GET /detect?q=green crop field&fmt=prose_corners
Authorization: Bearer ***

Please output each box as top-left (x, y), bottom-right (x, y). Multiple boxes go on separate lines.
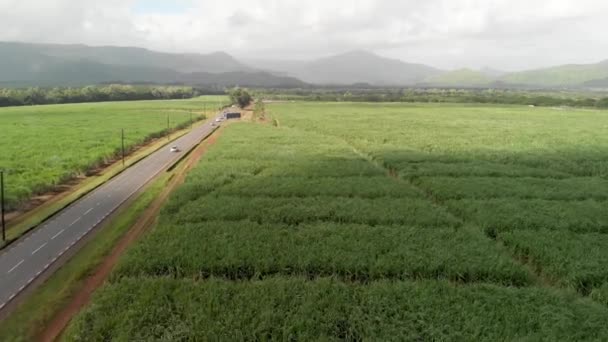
top-left (0, 96), bottom-right (226, 210)
top-left (65, 102), bottom-right (608, 340)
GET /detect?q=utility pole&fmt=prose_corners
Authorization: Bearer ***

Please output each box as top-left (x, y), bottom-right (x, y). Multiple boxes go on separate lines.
top-left (121, 129), bottom-right (125, 167)
top-left (190, 110), bottom-right (193, 130)
top-left (1, 170), bottom-right (5, 242)
top-left (167, 115), bottom-right (170, 141)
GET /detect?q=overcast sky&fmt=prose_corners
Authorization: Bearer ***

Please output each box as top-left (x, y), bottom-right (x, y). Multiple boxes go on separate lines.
top-left (1, 0), bottom-right (607, 71)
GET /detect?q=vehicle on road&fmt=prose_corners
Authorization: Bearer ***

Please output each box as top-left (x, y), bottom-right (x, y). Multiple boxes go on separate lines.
top-left (170, 146), bottom-right (180, 153)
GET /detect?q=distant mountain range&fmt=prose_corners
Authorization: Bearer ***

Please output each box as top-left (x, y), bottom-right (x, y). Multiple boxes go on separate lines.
top-left (288, 50), bottom-right (442, 85)
top-left (1, 41), bottom-right (608, 89)
top-left (0, 42), bottom-right (304, 88)
top-left (245, 53), bottom-right (608, 89)
top-left (422, 69), bottom-right (494, 87)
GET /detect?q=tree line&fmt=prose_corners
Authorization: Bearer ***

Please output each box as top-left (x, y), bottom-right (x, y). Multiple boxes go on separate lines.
top-left (228, 87), bottom-right (253, 108)
top-left (258, 88), bottom-right (608, 109)
top-left (0, 85), bottom-right (200, 107)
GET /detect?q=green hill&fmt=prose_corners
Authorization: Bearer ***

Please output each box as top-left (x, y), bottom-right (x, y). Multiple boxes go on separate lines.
top-left (424, 69), bottom-right (493, 86)
top-left (1, 42), bottom-right (250, 74)
top-left (3, 41), bottom-right (608, 89)
top-left (0, 42), bottom-right (304, 88)
top-left (501, 61), bottom-right (608, 87)
top-left (293, 50), bottom-right (443, 85)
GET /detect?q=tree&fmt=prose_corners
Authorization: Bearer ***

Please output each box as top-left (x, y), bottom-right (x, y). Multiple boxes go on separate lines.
top-left (597, 98), bottom-right (608, 108)
top-left (228, 88), bottom-right (253, 108)
top-left (253, 100), bottom-right (266, 120)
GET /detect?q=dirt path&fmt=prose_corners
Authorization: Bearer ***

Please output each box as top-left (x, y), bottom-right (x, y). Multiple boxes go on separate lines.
top-left (38, 128), bottom-right (223, 342)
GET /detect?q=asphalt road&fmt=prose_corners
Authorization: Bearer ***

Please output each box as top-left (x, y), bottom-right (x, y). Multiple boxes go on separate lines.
top-left (0, 116), bottom-right (222, 311)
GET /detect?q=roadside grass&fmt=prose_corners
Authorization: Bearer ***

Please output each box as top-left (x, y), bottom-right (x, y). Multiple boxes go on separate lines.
top-left (0, 173), bottom-right (169, 342)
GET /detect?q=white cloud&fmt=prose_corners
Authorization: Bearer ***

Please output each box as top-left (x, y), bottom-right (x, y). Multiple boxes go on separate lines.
top-left (0, 0), bottom-right (607, 70)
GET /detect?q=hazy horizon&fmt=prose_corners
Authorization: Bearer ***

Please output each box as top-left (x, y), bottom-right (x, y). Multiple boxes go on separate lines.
top-left (1, 0), bottom-right (607, 72)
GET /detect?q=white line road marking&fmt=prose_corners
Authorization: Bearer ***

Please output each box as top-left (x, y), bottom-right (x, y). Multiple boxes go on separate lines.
top-left (8, 260), bottom-right (24, 273)
top-left (32, 242), bottom-right (47, 255)
top-left (84, 208), bottom-right (93, 215)
top-left (51, 229), bottom-right (65, 240)
top-left (70, 217), bottom-right (81, 226)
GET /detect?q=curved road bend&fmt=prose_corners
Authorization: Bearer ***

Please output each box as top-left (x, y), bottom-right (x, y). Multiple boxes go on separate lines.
top-left (0, 116), bottom-right (222, 311)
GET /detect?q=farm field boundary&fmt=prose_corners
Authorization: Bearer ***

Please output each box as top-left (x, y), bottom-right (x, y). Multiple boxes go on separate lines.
top-left (1, 106), bottom-right (216, 249)
top-left (63, 102), bottom-right (608, 340)
top-left (0, 122), bottom-right (224, 342)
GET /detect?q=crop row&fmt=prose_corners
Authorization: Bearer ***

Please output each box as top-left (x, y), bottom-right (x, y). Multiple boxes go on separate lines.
top-left (372, 149), bottom-right (608, 178)
top-left (498, 229), bottom-right (608, 293)
top-left (415, 176), bottom-right (608, 201)
top-left (114, 221), bottom-right (530, 285)
top-left (445, 199), bottom-right (608, 234)
top-left (203, 124), bottom-right (358, 162)
top-left (166, 195), bottom-right (459, 227)
top-left (212, 176), bottom-right (422, 199)
top-left (395, 161), bottom-right (573, 178)
top-left (271, 103), bottom-right (608, 179)
top-left (65, 277), bottom-right (608, 341)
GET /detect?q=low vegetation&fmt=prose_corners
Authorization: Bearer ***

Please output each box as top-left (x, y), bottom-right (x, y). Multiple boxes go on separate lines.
top-left (228, 87), bottom-right (253, 108)
top-left (259, 88), bottom-right (608, 108)
top-left (66, 101), bottom-right (608, 339)
top-left (0, 85), bottom-right (200, 107)
top-left (66, 278), bottom-right (608, 341)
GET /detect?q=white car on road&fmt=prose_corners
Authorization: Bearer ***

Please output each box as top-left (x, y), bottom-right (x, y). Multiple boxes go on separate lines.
top-left (170, 146), bottom-right (180, 153)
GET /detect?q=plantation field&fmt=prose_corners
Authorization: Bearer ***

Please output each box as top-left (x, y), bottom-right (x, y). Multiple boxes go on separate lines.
top-left (0, 96), bottom-right (225, 210)
top-left (66, 102), bottom-right (608, 340)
